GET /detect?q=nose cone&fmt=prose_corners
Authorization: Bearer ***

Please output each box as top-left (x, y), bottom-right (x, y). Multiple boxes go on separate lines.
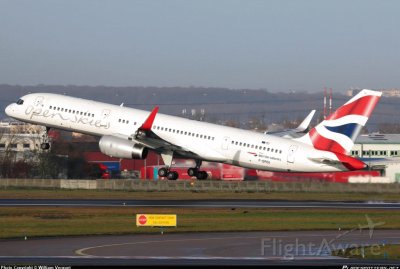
top-left (5, 104), bottom-right (14, 117)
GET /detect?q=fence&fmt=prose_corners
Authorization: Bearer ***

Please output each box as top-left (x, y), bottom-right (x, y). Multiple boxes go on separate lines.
top-left (1, 178), bottom-right (400, 193)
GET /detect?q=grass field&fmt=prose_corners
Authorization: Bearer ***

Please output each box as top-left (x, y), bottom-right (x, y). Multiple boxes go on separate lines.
top-left (333, 244), bottom-right (400, 259)
top-left (1, 188), bottom-right (400, 201)
top-left (0, 207), bottom-right (399, 239)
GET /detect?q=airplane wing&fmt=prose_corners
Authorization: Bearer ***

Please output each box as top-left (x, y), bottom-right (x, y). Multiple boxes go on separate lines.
top-left (265, 110), bottom-right (316, 138)
top-left (128, 107), bottom-right (203, 158)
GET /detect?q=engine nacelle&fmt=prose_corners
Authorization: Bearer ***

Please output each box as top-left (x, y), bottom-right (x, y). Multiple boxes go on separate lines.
top-left (99, 135), bottom-right (148, 159)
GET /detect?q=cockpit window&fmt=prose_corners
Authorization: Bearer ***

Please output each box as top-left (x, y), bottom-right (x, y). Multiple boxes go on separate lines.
top-left (16, 99), bottom-right (24, 105)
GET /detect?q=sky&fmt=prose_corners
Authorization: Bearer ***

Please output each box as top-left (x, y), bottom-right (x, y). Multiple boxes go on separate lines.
top-left (1, 0), bottom-right (399, 91)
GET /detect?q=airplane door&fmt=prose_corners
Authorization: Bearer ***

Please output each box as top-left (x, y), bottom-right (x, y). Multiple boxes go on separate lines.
top-left (222, 136), bottom-right (230, 150)
top-left (34, 96), bottom-right (44, 107)
top-left (287, 145), bottom-right (298, 163)
top-left (102, 109), bottom-right (111, 119)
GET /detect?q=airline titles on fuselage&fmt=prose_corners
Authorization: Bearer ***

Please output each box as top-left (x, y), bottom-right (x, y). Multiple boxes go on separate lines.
top-left (25, 105), bottom-right (111, 129)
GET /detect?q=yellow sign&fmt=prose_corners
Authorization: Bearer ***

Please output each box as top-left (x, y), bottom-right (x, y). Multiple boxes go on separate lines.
top-left (136, 214), bottom-right (177, 227)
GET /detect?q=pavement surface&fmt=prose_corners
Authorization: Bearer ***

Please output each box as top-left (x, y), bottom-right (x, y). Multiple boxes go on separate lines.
top-left (0, 230), bottom-right (399, 266)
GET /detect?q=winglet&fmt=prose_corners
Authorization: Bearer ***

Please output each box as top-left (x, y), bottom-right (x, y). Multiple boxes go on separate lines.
top-left (140, 106), bottom-right (159, 131)
top-left (296, 110), bottom-right (316, 132)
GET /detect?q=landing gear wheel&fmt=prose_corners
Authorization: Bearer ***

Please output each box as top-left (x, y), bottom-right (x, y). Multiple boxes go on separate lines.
top-left (158, 167), bottom-right (168, 177)
top-left (196, 171), bottom-right (208, 180)
top-left (167, 171), bottom-right (179, 180)
top-left (187, 168), bottom-right (198, 177)
top-left (40, 143), bottom-right (50, 150)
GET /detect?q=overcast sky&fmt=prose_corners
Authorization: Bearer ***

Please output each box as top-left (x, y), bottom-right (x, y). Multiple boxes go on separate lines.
top-left (1, 0), bottom-right (399, 91)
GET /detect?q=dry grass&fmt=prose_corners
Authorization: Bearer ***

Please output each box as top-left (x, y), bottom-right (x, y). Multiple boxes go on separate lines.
top-left (1, 188), bottom-right (399, 201)
top-left (333, 244), bottom-right (400, 259)
top-left (0, 206), bottom-right (399, 239)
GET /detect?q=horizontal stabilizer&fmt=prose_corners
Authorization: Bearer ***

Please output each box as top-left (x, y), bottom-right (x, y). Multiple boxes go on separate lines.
top-left (309, 153), bottom-right (366, 171)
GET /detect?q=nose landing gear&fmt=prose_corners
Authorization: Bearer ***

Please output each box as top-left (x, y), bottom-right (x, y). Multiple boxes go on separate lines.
top-left (40, 127), bottom-right (51, 150)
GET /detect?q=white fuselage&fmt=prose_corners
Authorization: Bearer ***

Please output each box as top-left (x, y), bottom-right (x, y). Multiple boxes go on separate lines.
top-left (5, 93), bottom-right (348, 172)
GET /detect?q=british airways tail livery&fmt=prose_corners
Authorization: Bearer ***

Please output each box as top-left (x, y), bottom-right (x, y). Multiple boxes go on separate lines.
top-left (5, 89), bottom-right (382, 180)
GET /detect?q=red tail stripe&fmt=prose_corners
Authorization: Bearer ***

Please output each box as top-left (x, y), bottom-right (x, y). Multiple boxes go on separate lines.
top-left (334, 153), bottom-right (366, 171)
top-left (309, 128), bottom-right (347, 154)
top-left (326, 95), bottom-right (380, 120)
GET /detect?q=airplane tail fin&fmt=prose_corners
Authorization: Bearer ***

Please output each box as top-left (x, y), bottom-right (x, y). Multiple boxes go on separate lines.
top-left (296, 89), bottom-right (382, 155)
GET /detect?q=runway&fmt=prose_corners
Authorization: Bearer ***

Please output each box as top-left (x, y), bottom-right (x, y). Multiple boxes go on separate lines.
top-left (0, 230), bottom-right (399, 265)
top-left (1, 199), bottom-right (400, 209)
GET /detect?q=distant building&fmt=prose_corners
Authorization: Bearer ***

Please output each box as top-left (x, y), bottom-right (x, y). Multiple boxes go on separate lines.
top-left (0, 121), bottom-right (46, 160)
top-left (347, 88), bottom-right (400, 98)
top-left (351, 133), bottom-right (400, 158)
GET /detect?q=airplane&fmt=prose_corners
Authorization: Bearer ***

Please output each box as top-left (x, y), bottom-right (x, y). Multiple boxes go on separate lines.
top-left (5, 89), bottom-right (381, 180)
top-left (358, 214), bottom-right (385, 238)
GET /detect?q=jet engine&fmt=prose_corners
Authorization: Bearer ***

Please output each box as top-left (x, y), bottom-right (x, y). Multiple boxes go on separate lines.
top-left (99, 135), bottom-right (148, 159)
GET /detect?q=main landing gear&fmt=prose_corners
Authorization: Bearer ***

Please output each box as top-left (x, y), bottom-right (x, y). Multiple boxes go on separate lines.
top-left (40, 127), bottom-right (51, 150)
top-left (157, 151), bottom-right (179, 180)
top-left (157, 152), bottom-right (208, 181)
top-left (158, 168), bottom-right (179, 181)
top-left (187, 160), bottom-right (208, 180)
